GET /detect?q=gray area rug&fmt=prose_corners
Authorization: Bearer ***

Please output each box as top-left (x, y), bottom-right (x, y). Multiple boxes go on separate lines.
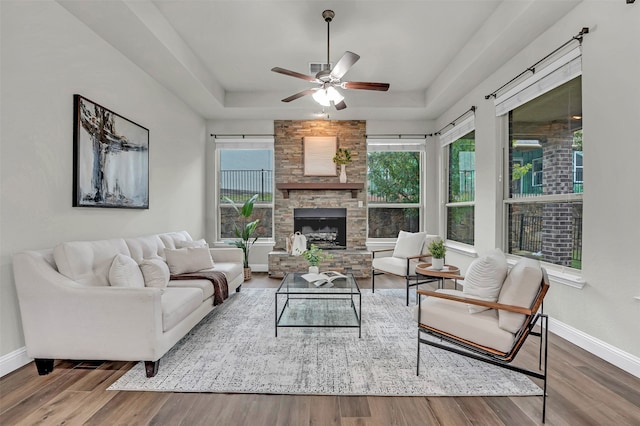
top-left (108, 289), bottom-right (542, 396)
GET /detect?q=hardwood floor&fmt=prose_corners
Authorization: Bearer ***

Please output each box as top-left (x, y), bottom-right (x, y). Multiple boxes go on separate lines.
top-left (2, 273), bottom-right (639, 425)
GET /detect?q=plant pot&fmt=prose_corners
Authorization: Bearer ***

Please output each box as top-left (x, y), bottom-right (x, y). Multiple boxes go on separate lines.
top-left (431, 258), bottom-right (444, 270)
top-left (243, 267), bottom-right (252, 281)
top-left (308, 265), bottom-right (319, 274)
top-left (339, 164), bottom-right (347, 183)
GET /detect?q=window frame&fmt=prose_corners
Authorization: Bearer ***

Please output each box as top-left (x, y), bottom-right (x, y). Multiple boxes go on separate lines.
top-left (365, 139), bottom-right (426, 241)
top-left (441, 117), bottom-right (476, 247)
top-left (214, 138), bottom-right (275, 244)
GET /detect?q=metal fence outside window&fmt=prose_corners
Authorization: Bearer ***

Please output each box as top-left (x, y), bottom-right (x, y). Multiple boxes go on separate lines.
top-left (220, 169), bottom-right (273, 202)
top-left (512, 213), bottom-right (582, 265)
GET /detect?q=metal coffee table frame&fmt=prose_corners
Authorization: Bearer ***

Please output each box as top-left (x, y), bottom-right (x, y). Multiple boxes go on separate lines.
top-left (275, 272), bottom-right (361, 338)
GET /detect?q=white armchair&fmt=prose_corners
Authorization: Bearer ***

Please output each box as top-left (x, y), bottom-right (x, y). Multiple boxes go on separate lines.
top-left (371, 231), bottom-right (440, 305)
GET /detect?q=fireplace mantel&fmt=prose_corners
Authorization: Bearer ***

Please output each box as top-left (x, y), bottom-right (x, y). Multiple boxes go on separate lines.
top-left (276, 183), bottom-right (364, 199)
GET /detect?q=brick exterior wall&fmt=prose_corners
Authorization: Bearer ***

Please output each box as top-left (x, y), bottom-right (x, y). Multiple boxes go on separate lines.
top-left (542, 137), bottom-right (574, 266)
top-left (269, 120), bottom-right (371, 277)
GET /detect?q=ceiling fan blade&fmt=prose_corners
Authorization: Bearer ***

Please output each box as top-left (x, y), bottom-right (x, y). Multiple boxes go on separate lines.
top-left (281, 88), bottom-right (318, 103)
top-left (334, 100), bottom-right (347, 110)
top-left (271, 67), bottom-right (320, 83)
top-left (342, 81), bottom-right (390, 91)
top-left (330, 51), bottom-right (360, 80)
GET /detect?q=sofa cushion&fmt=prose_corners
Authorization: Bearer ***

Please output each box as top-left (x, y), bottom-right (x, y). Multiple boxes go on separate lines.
top-left (139, 258), bottom-right (170, 288)
top-left (168, 279), bottom-right (214, 301)
top-left (53, 238), bottom-right (130, 286)
top-left (498, 258), bottom-right (543, 333)
top-left (415, 289), bottom-right (515, 353)
top-left (161, 288), bottom-right (203, 332)
top-left (109, 254), bottom-right (145, 288)
top-left (373, 256), bottom-right (422, 276)
top-left (175, 239), bottom-right (208, 249)
top-left (392, 231), bottom-right (427, 258)
top-left (125, 235), bottom-right (165, 263)
top-left (209, 262), bottom-right (243, 284)
top-left (164, 247), bottom-right (215, 275)
top-left (158, 231), bottom-right (193, 250)
top-left (462, 249), bottom-right (508, 313)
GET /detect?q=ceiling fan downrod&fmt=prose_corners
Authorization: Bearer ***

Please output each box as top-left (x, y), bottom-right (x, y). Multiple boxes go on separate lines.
top-left (322, 10), bottom-right (335, 69)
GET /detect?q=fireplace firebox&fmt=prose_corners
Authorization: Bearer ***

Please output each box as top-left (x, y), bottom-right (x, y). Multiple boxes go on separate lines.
top-left (294, 208), bottom-right (347, 250)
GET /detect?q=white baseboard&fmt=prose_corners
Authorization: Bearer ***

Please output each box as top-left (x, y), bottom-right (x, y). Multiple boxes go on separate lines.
top-left (549, 317), bottom-right (640, 378)
top-left (0, 347), bottom-right (32, 378)
top-left (249, 264), bottom-right (269, 272)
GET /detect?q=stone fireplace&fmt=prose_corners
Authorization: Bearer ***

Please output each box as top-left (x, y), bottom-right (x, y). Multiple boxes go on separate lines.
top-left (268, 120), bottom-right (372, 277)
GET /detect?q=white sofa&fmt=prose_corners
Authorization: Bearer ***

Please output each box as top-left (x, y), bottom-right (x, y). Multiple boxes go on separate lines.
top-left (12, 231), bottom-right (244, 377)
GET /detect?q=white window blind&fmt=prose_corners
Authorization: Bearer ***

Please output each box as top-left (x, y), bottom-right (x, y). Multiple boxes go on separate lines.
top-left (439, 115), bottom-right (475, 147)
top-left (367, 138), bottom-right (426, 152)
top-left (495, 47), bottom-right (582, 116)
top-left (214, 138), bottom-right (274, 150)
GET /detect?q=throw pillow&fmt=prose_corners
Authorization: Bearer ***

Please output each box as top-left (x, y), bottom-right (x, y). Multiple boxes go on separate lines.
top-left (175, 239), bottom-right (208, 249)
top-left (109, 254), bottom-right (145, 288)
top-left (392, 231), bottom-right (427, 258)
top-left (164, 247), bottom-right (215, 275)
top-left (497, 258), bottom-right (543, 333)
top-left (139, 258), bottom-right (170, 288)
top-left (462, 249), bottom-right (508, 313)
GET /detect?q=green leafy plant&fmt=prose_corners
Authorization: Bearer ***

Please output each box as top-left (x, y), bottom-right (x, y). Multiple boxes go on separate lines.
top-left (302, 244), bottom-right (333, 266)
top-left (427, 238), bottom-right (446, 259)
top-left (222, 194), bottom-right (260, 268)
top-left (512, 162), bottom-right (533, 181)
top-left (332, 148), bottom-right (352, 165)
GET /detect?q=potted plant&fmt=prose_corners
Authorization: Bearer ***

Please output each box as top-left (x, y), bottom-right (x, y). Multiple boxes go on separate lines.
top-left (427, 238), bottom-right (446, 270)
top-left (302, 243), bottom-right (333, 274)
top-left (333, 148), bottom-right (352, 183)
top-left (223, 194), bottom-right (260, 280)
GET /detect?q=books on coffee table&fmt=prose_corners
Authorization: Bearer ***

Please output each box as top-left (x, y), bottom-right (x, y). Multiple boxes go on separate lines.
top-left (301, 271), bottom-right (347, 287)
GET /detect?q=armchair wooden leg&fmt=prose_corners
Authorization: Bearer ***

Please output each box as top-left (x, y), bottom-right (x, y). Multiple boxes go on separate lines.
top-left (372, 269), bottom-right (376, 293)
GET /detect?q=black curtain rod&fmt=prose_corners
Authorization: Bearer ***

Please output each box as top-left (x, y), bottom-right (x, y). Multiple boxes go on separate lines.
top-left (435, 106), bottom-right (477, 136)
top-left (211, 134), bottom-right (274, 138)
top-left (485, 27), bottom-right (589, 100)
top-left (365, 134), bottom-right (433, 139)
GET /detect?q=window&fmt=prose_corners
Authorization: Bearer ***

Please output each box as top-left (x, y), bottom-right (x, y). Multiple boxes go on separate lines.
top-left (505, 76), bottom-right (583, 269)
top-left (367, 140), bottom-right (425, 238)
top-left (445, 131), bottom-right (475, 245)
top-left (216, 140), bottom-right (274, 241)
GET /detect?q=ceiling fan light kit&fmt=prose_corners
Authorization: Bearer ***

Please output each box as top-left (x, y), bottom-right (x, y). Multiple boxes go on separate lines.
top-left (271, 10), bottom-right (389, 111)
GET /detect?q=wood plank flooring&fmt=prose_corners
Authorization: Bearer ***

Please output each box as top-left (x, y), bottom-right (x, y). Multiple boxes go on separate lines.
top-left (1, 273), bottom-right (639, 425)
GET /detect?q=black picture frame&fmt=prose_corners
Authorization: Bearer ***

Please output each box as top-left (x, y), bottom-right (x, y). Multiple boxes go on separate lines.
top-left (73, 94), bottom-right (149, 209)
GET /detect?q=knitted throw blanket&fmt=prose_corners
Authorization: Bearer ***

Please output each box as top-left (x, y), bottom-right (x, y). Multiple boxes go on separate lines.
top-left (170, 270), bottom-right (229, 306)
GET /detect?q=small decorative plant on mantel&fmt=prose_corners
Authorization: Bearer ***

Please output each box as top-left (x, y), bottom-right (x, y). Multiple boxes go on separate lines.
top-left (302, 243), bottom-right (333, 274)
top-left (223, 194), bottom-right (260, 281)
top-left (333, 148), bottom-right (352, 183)
top-left (427, 238), bottom-right (446, 270)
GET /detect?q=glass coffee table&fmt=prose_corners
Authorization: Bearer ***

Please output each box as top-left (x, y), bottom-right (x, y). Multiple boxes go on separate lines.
top-left (275, 272), bottom-right (361, 337)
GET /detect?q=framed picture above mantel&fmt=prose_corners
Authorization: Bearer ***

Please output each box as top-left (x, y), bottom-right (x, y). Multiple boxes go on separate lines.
top-left (303, 136), bottom-right (337, 176)
top-left (73, 94), bottom-right (149, 209)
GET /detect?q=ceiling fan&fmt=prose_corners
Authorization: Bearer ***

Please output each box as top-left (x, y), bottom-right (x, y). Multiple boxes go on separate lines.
top-left (271, 10), bottom-right (390, 111)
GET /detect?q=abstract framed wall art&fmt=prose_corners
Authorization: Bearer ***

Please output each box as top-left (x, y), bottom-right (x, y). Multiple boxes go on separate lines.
top-left (73, 95), bottom-right (149, 209)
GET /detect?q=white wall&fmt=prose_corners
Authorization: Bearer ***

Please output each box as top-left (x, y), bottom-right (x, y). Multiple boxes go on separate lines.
top-left (434, 2), bottom-right (640, 358)
top-left (0, 1), bottom-right (207, 359)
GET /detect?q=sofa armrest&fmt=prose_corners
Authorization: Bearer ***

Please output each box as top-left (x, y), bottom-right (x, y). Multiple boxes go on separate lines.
top-left (13, 251), bottom-right (164, 360)
top-left (209, 247), bottom-right (243, 264)
top-left (416, 289), bottom-right (533, 315)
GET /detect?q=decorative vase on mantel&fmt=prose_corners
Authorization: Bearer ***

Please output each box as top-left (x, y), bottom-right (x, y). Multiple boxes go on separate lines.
top-left (339, 164), bottom-right (347, 183)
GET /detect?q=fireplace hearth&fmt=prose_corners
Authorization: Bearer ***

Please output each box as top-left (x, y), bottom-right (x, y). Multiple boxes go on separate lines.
top-left (294, 208), bottom-right (347, 250)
